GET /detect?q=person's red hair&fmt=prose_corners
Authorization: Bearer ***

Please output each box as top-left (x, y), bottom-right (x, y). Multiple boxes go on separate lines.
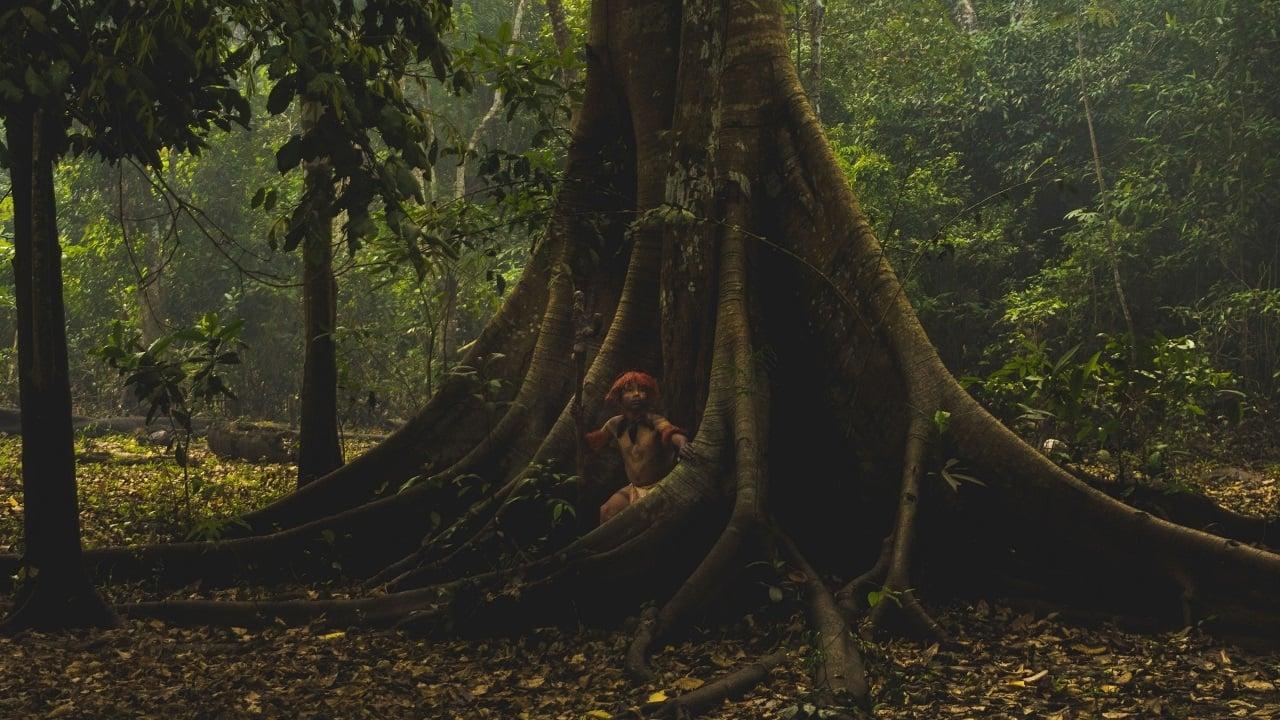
top-left (605, 371), bottom-right (661, 405)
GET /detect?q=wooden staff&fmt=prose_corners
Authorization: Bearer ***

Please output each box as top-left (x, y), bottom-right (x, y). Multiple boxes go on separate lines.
top-left (571, 289), bottom-right (601, 509)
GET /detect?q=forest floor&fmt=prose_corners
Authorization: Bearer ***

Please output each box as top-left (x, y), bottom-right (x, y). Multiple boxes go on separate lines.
top-left (0, 433), bottom-right (1277, 719)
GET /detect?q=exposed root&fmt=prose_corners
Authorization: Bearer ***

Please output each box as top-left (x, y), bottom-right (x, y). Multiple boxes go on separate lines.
top-left (869, 409), bottom-right (946, 639)
top-left (143, 15), bottom-right (642, 544)
top-left (624, 606), bottom-right (659, 682)
top-left (1079, 471), bottom-right (1279, 551)
top-left (124, 552), bottom-right (582, 635)
top-left (7, 8), bottom-right (1280, 720)
top-left (371, 229), bottom-right (668, 593)
top-left (364, 546), bottom-right (423, 591)
top-left (628, 492), bottom-right (759, 678)
top-left (124, 587), bottom-right (443, 629)
top-left (1170, 566), bottom-right (1198, 628)
top-left (623, 454), bottom-right (742, 682)
top-left (423, 261), bottom-right (578, 484)
top-left (626, 205), bottom-right (767, 680)
top-left (776, 528), bottom-right (870, 712)
top-left (947, 388), bottom-right (1280, 636)
top-left (652, 650), bottom-right (788, 719)
top-left (231, 228), bottom-right (566, 535)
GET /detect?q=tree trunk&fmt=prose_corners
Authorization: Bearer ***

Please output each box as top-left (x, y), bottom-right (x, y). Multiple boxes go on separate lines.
top-left (544, 0), bottom-right (574, 62)
top-left (1076, 25), bottom-right (1138, 355)
top-left (454, 0), bottom-right (530, 200)
top-left (807, 0), bottom-right (824, 119)
top-left (118, 163), bottom-right (168, 412)
top-left (24, 0), bottom-right (1280, 712)
top-left (1, 105), bottom-right (117, 632)
top-left (296, 100), bottom-right (344, 487)
top-left (951, 0), bottom-right (977, 32)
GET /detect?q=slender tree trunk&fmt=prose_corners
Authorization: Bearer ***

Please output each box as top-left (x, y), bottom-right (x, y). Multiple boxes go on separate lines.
top-left (952, 0), bottom-right (977, 32)
top-left (1076, 26), bottom-right (1137, 355)
top-left (123, 163), bottom-right (168, 347)
top-left (297, 100), bottom-right (343, 486)
top-left (2, 105), bottom-right (116, 632)
top-left (455, 0), bottom-right (530, 200)
top-left (544, 0), bottom-right (577, 86)
top-left (117, 164), bottom-right (168, 411)
top-left (807, 0), bottom-right (824, 119)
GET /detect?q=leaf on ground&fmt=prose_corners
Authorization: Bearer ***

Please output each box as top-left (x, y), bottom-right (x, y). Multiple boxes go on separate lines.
top-left (1243, 680), bottom-right (1276, 692)
top-left (674, 676), bottom-right (705, 691)
top-left (1072, 644), bottom-right (1109, 655)
top-left (1023, 669), bottom-right (1048, 683)
top-left (920, 642), bottom-right (940, 665)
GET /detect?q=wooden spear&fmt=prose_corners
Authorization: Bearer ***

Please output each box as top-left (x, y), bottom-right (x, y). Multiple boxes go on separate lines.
top-left (571, 288), bottom-right (601, 510)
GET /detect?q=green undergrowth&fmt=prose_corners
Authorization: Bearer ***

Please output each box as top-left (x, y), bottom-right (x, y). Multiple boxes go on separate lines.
top-left (0, 432), bottom-right (376, 554)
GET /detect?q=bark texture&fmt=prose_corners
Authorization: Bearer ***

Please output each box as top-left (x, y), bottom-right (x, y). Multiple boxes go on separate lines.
top-left (2, 105), bottom-right (117, 632)
top-left (297, 99), bottom-right (344, 487)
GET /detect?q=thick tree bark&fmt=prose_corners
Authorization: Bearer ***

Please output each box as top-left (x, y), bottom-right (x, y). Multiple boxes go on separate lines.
top-left (296, 100), bottom-right (344, 487)
top-left (20, 0), bottom-right (1280, 712)
top-left (2, 105), bottom-right (117, 632)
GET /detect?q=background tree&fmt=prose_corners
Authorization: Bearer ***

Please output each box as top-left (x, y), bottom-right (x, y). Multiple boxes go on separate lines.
top-left (0, 0), bottom-right (249, 631)
top-left (0, 0), bottom-right (577, 430)
top-left (247, 0), bottom-right (456, 485)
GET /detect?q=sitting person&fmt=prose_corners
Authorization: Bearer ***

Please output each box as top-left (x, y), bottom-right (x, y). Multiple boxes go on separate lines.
top-left (586, 371), bottom-right (693, 524)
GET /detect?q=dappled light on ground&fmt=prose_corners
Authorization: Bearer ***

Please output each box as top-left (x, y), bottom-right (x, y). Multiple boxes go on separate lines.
top-left (1, 436), bottom-right (1277, 718)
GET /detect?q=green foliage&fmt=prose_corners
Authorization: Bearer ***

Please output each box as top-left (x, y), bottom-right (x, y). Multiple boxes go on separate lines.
top-left (931, 409), bottom-right (952, 436)
top-left (96, 313), bottom-right (245, 435)
top-left (95, 310), bottom-right (245, 511)
top-left (0, 0), bottom-right (574, 423)
top-left (977, 333), bottom-right (1243, 472)
top-left (0, 434), bottom-right (298, 553)
top-left (866, 587), bottom-right (902, 609)
top-left (496, 461), bottom-right (580, 557)
top-left (817, 0), bottom-right (1280, 405)
top-left (937, 458), bottom-right (984, 492)
top-left (0, 0), bottom-right (251, 165)
top-left (248, 0), bottom-right (458, 257)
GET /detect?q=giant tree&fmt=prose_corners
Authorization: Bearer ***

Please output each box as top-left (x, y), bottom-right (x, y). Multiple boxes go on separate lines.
top-left (4, 0), bottom-right (1278, 711)
top-left (0, 0), bottom-right (248, 631)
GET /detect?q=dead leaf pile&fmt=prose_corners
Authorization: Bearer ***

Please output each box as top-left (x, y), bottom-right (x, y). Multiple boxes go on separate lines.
top-left (1, 436), bottom-right (1277, 718)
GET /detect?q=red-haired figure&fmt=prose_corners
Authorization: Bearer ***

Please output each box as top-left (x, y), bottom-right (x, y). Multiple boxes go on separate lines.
top-left (586, 371), bottom-right (693, 524)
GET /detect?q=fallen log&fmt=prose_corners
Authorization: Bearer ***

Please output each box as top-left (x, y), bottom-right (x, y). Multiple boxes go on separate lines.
top-left (0, 407), bottom-right (209, 438)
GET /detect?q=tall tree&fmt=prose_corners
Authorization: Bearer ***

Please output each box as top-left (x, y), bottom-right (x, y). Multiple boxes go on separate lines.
top-left (455, 0), bottom-right (530, 200)
top-left (296, 98), bottom-right (344, 485)
top-left (0, 0), bottom-right (248, 631)
top-left (9, 0), bottom-right (1280, 711)
top-left (250, 0), bottom-right (454, 486)
top-left (1, 100), bottom-right (119, 632)
top-left (807, 0), bottom-right (825, 118)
